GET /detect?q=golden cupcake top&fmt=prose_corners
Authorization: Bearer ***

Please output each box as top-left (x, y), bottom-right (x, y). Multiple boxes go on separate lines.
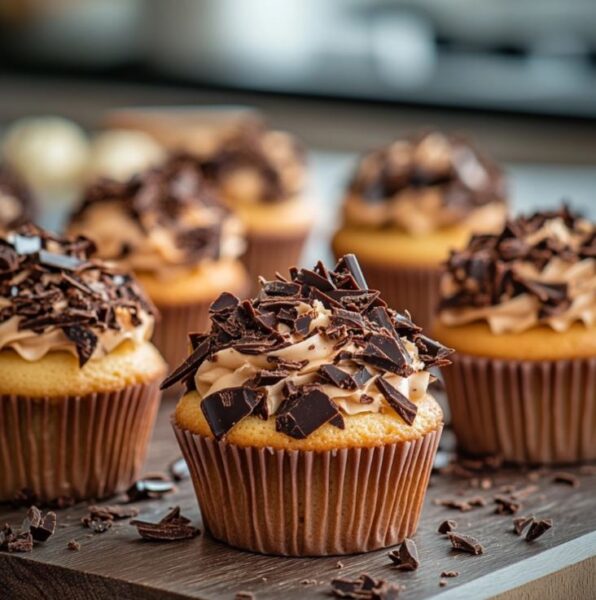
top-left (0, 164), bottom-right (33, 232)
top-left (69, 153), bottom-right (244, 278)
top-left (0, 224), bottom-right (156, 366)
top-left (438, 206), bottom-right (596, 334)
top-left (200, 122), bottom-right (306, 205)
top-left (163, 254), bottom-right (453, 441)
top-left (343, 131), bottom-right (507, 235)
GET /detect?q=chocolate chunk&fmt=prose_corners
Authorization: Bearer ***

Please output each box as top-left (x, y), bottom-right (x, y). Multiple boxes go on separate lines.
top-left (81, 516), bottom-right (112, 534)
top-left (387, 538), bottom-right (419, 571)
top-left (201, 387), bottom-right (262, 439)
top-left (336, 254), bottom-right (368, 289)
top-left (7, 531), bottom-right (34, 553)
top-left (160, 337), bottom-right (211, 390)
top-left (22, 507), bottom-right (56, 542)
top-left (131, 506), bottom-right (199, 542)
top-left (262, 280), bottom-right (301, 297)
top-left (494, 495), bottom-right (521, 515)
top-left (63, 325), bottom-right (98, 367)
top-left (525, 518), bottom-right (553, 542)
top-left (352, 366), bottom-right (373, 387)
top-left (441, 571), bottom-right (459, 578)
top-left (169, 457), bottom-right (190, 482)
top-left (319, 364), bottom-right (357, 390)
top-left (126, 477), bottom-right (175, 502)
top-left (295, 267), bottom-right (336, 292)
top-left (88, 505), bottom-right (140, 520)
top-left (415, 334), bottom-right (454, 367)
top-left (552, 472), bottom-right (580, 488)
top-left (331, 308), bottom-right (366, 331)
top-left (438, 519), bottom-right (457, 534)
top-left (294, 313), bottom-right (312, 335)
top-left (276, 388), bottom-right (341, 439)
top-left (447, 531), bottom-right (485, 554)
top-left (513, 515), bottom-right (535, 536)
top-left (360, 334), bottom-right (413, 377)
top-left (67, 539), bottom-right (81, 551)
top-left (375, 377), bottom-right (417, 425)
top-left (210, 292), bottom-right (240, 314)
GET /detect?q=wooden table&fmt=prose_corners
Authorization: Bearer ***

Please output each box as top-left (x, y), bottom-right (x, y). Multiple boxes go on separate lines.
top-left (1, 396), bottom-right (594, 600)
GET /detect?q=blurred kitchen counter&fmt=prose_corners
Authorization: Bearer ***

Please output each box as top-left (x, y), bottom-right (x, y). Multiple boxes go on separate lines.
top-left (1, 73), bottom-right (596, 163)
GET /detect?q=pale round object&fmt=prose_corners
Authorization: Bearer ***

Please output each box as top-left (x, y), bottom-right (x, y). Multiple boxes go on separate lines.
top-left (2, 117), bottom-right (90, 189)
top-left (86, 130), bottom-right (165, 182)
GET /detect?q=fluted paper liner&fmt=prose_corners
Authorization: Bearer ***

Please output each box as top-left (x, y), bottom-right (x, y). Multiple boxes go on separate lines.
top-left (0, 381), bottom-right (161, 503)
top-left (153, 301), bottom-right (212, 372)
top-left (174, 421), bottom-right (441, 556)
top-left (243, 230), bottom-right (309, 293)
top-left (443, 353), bottom-right (596, 465)
top-left (337, 258), bottom-right (442, 332)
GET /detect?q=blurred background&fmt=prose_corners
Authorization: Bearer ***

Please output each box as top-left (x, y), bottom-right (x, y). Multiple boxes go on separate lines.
top-left (1, 0), bottom-right (595, 262)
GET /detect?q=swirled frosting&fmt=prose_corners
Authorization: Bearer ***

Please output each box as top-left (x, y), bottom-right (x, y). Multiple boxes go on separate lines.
top-left (162, 254), bottom-right (453, 440)
top-left (343, 131), bottom-right (507, 235)
top-left (438, 206), bottom-right (596, 334)
top-left (0, 225), bottom-right (156, 365)
top-left (0, 164), bottom-right (33, 231)
top-left (200, 122), bottom-right (306, 204)
top-left (69, 153), bottom-right (244, 279)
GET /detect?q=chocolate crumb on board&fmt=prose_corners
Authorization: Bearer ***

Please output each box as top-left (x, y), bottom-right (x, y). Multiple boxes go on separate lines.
top-left (130, 506), bottom-right (199, 542)
top-left (388, 538), bottom-right (420, 571)
top-left (447, 532), bottom-right (485, 555)
top-left (438, 519), bottom-right (458, 534)
top-left (433, 496), bottom-right (486, 512)
top-left (126, 476), bottom-right (175, 502)
top-left (81, 515), bottom-right (112, 534)
top-left (331, 573), bottom-right (401, 599)
top-left (552, 472), bottom-right (580, 488)
top-left (87, 505), bottom-right (140, 520)
top-left (336, 560), bottom-right (344, 569)
top-left (439, 578), bottom-right (448, 587)
top-left (0, 524), bottom-right (34, 553)
top-left (513, 515), bottom-right (535, 536)
top-left (67, 539), bottom-right (81, 551)
top-left (525, 519), bottom-right (553, 542)
top-left (441, 571), bottom-right (459, 578)
top-left (235, 592), bottom-right (256, 600)
top-left (301, 579), bottom-right (317, 586)
top-left (22, 506), bottom-right (57, 542)
top-left (169, 457), bottom-right (190, 482)
top-left (494, 495), bottom-right (521, 515)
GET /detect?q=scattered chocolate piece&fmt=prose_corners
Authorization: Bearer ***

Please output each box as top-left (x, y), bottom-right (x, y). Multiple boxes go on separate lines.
top-left (81, 516), bottom-right (112, 534)
top-left (330, 573), bottom-right (401, 599)
top-left (388, 538), bottom-right (419, 571)
top-left (552, 472), bottom-right (580, 488)
top-left (126, 476), bottom-right (175, 502)
top-left (336, 560), bottom-right (344, 569)
top-left (130, 506), bottom-right (199, 542)
top-left (234, 592), bottom-right (256, 600)
top-left (434, 496), bottom-right (485, 512)
top-left (319, 364), bottom-right (357, 390)
top-left (441, 571), bottom-right (459, 578)
top-left (87, 505), bottom-right (139, 520)
top-left (494, 495), bottom-right (521, 515)
top-left (439, 578), bottom-right (448, 587)
top-left (513, 515), bottom-right (535, 536)
top-left (447, 532), bottom-right (485, 555)
top-left (67, 539), bottom-right (81, 551)
top-left (7, 532), bottom-right (34, 553)
top-left (169, 457), bottom-right (190, 482)
top-left (525, 518), bottom-right (553, 542)
top-left (22, 507), bottom-right (56, 542)
top-left (438, 519), bottom-right (457, 534)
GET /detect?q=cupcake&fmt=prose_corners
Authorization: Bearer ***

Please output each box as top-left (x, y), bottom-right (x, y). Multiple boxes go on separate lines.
top-left (332, 131), bottom-right (507, 328)
top-left (201, 122), bottom-right (313, 286)
top-left (434, 206), bottom-right (596, 465)
top-left (164, 254), bottom-right (452, 556)
top-left (68, 153), bottom-right (249, 370)
top-left (0, 164), bottom-right (34, 232)
top-left (0, 225), bottom-right (166, 503)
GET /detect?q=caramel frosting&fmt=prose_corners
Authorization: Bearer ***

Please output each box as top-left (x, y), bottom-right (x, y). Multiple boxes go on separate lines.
top-left (439, 207), bottom-right (596, 334)
top-left (69, 153), bottom-right (244, 279)
top-left (0, 225), bottom-right (156, 365)
top-left (0, 164), bottom-right (33, 231)
top-left (200, 122), bottom-right (306, 205)
top-left (162, 254), bottom-right (452, 440)
top-left (343, 131), bottom-right (507, 235)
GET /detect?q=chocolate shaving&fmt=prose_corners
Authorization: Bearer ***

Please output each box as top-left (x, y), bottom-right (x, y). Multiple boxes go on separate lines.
top-left (494, 495), bottom-right (521, 515)
top-left (376, 377), bottom-right (417, 425)
top-left (438, 519), bottom-right (457, 534)
top-left (131, 506), bottom-right (200, 542)
top-left (319, 364), bottom-right (357, 390)
top-left (330, 573), bottom-right (401, 600)
top-left (387, 538), bottom-right (419, 571)
top-left (525, 518), bottom-right (553, 542)
top-left (22, 506), bottom-right (56, 542)
top-left (67, 539), bottom-right (81, 551)
top-left (447, 531), bottom-right (485, 555)
top-left (513, 515), bottom-right (535, 536)
top-left (552, 472), bottom-right (580, 488)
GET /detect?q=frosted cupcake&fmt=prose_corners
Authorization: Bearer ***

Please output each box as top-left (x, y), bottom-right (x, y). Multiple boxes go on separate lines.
top-left (68, 153), bottom-right (249, 370)
top-left (332, 131), bottom-right (507, 328)
top-left (0, 164), bottom-right (34, 232)
top-left (165, 254), bottom-right (452, 555)
top-left (201, 122), bottom-right (313, 286)
top-left (0, 225), bottom-right (166, 502)
top-left (434, 206), bottom-right (596, 464)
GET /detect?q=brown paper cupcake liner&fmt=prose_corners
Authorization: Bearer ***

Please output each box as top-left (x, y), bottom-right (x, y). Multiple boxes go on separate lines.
top-left (339, 258), bottom-right (443, 332)
top-left (242, 230), bottom-right (309, 293)
top-left (443, 353), bottom-right (596, 465)
top-left (153, 301), bottom-right (212, 372)
top-left (174, 421), bottom-right (442, 556)
top-left (0, 381), bottom-right (161, 503)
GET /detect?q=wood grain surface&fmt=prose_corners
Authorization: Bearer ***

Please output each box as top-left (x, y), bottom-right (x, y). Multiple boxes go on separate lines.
top-left (1, 395), bottom-right (595, 600)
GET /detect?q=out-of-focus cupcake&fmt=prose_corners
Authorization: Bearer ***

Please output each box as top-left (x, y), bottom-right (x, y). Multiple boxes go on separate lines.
top-left (0, 164), bottom-right (34, 232)
top-left (201, 122), bottom-right (313, 286)
top-left (0, 225), bottom-right (166, 503)
top-left (434, 206), bottom-right (596, 465)
top-left (68, 153), bottom-right (249, 371)
top-left (332, 131), bottom-right (508, 328)
top-left (166, 254), bottom-right (452, 556)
